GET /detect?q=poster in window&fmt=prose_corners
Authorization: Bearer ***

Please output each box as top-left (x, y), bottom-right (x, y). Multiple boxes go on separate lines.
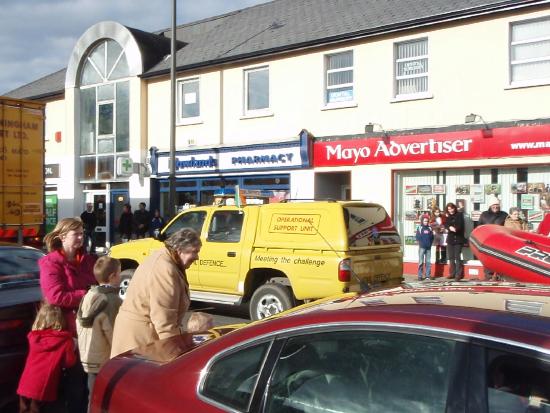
top-left (456, 199), bottom-right (467, 213)
top-left (470, 185), bottom-right (485, 203)
top-left (527, 210), bottom-right (544, 222)
top-left (405, 210), bottom-right (418, 221)
top-left (511, 182), bottom-right (527, 194)
top-left (485, 184), bottom-right (501, 195)
top-left (471, 210), bottom-right (482, 222)
top-left (541, 193), bottom-right (550, 211)
top-left (455, 185), bottom-right (470, 195)
top-left (521, 194), bottom-right (535, 210)
top-left (426, 197), bottom-right (437, 211)
top-left (527, 183), bottom-right (545, 193)
top-left (405, 185), bottom-right (418, 195)
top-left (405, 235), bottom-right (417, 245)
top-left (413, 198), bottom-right (423, 210)
top-left (432, 184), bottom-right (446, 194)
top-left (417, 185), bottom-right (432, 194)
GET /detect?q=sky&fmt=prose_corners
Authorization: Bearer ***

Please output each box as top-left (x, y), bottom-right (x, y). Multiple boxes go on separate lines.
top-left (0, 0), bottom-right (271, 95)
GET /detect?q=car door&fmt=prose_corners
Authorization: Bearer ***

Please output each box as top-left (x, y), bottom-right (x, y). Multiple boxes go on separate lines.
top-left (198, 209), bottom-right (245, 293)
top-left (472, 345), bottom-right (550, 413)
top-left (262, 329), bottom-right (468, 413)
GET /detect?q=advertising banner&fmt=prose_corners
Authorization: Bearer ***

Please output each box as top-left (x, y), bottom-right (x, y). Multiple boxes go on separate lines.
top-left (314, 124), bottom-right (550, 167)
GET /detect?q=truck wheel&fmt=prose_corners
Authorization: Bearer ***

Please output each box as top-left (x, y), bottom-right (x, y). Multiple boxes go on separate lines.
top-left (250, 283), bottom-right (294, 320)
top-left (119, 269), bottom-right (135, 300)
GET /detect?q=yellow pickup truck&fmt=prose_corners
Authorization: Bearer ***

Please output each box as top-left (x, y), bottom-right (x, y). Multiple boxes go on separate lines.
top-left (109, 201), bottom-right (403, 320)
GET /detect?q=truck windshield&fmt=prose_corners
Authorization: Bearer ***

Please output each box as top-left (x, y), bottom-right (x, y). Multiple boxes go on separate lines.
top-left (344, 206), bottom-right (400, 247)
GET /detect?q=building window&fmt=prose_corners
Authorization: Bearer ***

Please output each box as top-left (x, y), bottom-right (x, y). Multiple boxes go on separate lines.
top-left (510, 18), bottom-right (550, 85)
top-left (395, 38), bottom-right (428, 97)
top-left (244, 66), bottom-right (269, 112)
top-left (178, 78), bottom-right (200, 120)
top-left (79, 39), bottom-right (130, 181)
top-left (325, 51), bottom-right (354, 104)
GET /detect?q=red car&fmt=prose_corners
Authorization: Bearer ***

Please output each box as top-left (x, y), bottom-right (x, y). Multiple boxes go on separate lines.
top-left (91, 282), bottom-right (550, 413)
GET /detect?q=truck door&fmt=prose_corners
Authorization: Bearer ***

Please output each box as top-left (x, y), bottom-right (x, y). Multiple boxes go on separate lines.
top-left (199, 210), bottom-right (244, 293)
top-left (162, 209), bottom-right (207, 288)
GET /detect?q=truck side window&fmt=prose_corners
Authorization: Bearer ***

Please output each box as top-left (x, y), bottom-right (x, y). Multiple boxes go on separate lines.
top-left (164, 211), bottom-right (206, 238)
top-left (208, 211), bottom-right (244, 243)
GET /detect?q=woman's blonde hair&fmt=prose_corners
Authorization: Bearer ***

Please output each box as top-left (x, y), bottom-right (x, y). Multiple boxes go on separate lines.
top-left (43, 217), bottom-right (83, 252)
top-left (32, 302), bottom-right (66, 331)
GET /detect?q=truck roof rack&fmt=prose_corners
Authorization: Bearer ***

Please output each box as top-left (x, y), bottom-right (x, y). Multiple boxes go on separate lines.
top-left (280, 198), bottom-right (338, 203)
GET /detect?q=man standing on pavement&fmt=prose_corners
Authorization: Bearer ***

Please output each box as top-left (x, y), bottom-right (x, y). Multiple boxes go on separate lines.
top-left (478, 195), bottom-right (508, 280)
top-left (80, 203), bottom-right (97, 253)
top-left (133, 202), bottom-right (151, 239)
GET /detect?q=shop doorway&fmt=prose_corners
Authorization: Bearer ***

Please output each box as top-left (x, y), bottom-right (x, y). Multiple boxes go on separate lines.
top-left (314, 172), bottom-right (351, 200)
top-left (83, 191), bottom-right (108, 252)
top-left (110, 190), bottom-right (129, 245)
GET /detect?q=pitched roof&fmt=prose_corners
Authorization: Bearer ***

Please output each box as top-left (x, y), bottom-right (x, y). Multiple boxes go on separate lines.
top-left (5, 0), bottom-right (546, 99)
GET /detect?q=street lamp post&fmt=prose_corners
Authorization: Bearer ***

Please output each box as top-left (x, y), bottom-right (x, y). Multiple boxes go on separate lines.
top-left (168, 0), bottom-right (177, 218)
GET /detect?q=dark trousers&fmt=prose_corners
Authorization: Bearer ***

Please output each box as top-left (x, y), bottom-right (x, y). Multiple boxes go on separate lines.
top-left (19, 397), bottom-right (65, 413)
top-left (60, 363), bottom-right (88, 413)
top-left (447, 244), bottom-right (463, 280)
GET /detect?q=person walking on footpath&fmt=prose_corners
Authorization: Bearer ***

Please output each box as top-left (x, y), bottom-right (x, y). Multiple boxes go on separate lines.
top-left (430, 207), bottom-right (447, 264)
top-left (77, 256), bottom-right (122, 410)
top-left (416, 215), bottom-right (434, 281)
top-left (111, 229), bottom-right (213, 358)
top-left (504, 207), bottom-right (528, 231)
top-left (444, 202), bottom-right (465, 281)
top-left (17, 303), bottom-right (77, 413)
top-left (149, 209), bottom-right (166, 237)
top-left (118, 203), bottom-right (133, 242)
top-left (39, 217), bottom-right (97, 413)
top-left (80, 203), bottom-right (97, 253)
top-left (133, 202), bottom-right (150, 239)
top-left (478, 195), bottom-right (508, 280)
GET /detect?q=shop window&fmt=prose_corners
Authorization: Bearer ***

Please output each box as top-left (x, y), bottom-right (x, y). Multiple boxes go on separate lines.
top-left (510, 17), bottom-right (550, 86)
top-left (79, 39), bottom-right (130, 181)
top-left (394, 38), bottom-right (428, 97)
top-left (325, 51), bottom-right (354, 105)
top-left (178, 77), bottom-right (200, 121)
top-left (244, 66), bottom-right (269, 113)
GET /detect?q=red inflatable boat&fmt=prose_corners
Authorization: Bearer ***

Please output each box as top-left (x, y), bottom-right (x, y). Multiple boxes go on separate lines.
top-left (469, 225), bottom-right (550, 284)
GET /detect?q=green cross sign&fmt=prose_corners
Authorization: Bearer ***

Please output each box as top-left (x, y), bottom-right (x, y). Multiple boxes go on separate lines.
top-left (122, 159), bottom-right (133, 172)
top-left (119, 157), bottom-right (133, 175)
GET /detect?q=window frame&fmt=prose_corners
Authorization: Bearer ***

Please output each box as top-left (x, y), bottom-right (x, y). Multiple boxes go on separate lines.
top-left (243, 66), bottom-right (271, 117)
top-left (508, 17), bottom-right (550, 88)
top-left (79, 39), bottom-right (130, 182)
top-left (323, 50), bottom-right (355, 109)
top-left (177, 76), bottom-right (202, 124)
top-left (393, 37), bottom-right (431, 101)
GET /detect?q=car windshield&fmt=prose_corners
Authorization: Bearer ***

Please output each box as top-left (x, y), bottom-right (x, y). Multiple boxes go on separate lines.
top-left (0, 248), bottom-right (44, 288)
top-left (344, 206), bottom-right (401, 247)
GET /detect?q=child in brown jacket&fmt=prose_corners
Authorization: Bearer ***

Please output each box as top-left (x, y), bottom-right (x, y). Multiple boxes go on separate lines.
top-left (76, 256), bottom-right (122, 408)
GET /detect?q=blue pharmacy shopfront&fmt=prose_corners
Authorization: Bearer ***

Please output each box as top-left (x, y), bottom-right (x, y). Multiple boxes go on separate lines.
top-left (149, 132), bottom-right (312, 217)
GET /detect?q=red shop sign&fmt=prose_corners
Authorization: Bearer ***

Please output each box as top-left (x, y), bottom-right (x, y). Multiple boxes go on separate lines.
top-left (314, 124), bottom-right (550, 167)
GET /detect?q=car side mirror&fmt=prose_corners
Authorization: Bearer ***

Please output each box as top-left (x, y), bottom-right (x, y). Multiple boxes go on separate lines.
top-left (156, 232), bottom-right (167, 241)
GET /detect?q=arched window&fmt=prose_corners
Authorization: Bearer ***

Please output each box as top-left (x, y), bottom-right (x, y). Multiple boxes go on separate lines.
top-left (79, 39), bottom-right (130, 181)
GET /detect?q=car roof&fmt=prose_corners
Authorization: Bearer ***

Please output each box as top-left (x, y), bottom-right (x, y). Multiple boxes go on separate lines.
top-left (121, 282), bottom-right (550, 365)
top-left (230, 282), bottom-right (550, 348)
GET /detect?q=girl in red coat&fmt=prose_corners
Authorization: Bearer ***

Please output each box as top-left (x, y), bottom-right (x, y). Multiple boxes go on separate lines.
top-left (17, 303), bottom-right (77, 413)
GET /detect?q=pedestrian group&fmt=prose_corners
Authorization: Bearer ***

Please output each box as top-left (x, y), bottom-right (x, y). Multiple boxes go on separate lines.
top-left (16, 214), bottom-right (210, 413)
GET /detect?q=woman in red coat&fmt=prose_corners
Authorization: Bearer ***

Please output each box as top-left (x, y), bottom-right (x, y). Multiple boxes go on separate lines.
top-left (17, 303), bottom-right (77, 413)
top-left (39, 217), bottom-right (97, 413)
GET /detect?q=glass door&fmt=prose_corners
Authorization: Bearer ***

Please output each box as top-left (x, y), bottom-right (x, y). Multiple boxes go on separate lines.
top-left (110, 190), bottom-right (129, 245)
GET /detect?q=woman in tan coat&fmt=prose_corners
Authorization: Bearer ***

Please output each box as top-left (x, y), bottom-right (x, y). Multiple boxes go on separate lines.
top-left (504, 207), bottom-right (529, 231)
top-left (111, 228), bottom-right (211, 357)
